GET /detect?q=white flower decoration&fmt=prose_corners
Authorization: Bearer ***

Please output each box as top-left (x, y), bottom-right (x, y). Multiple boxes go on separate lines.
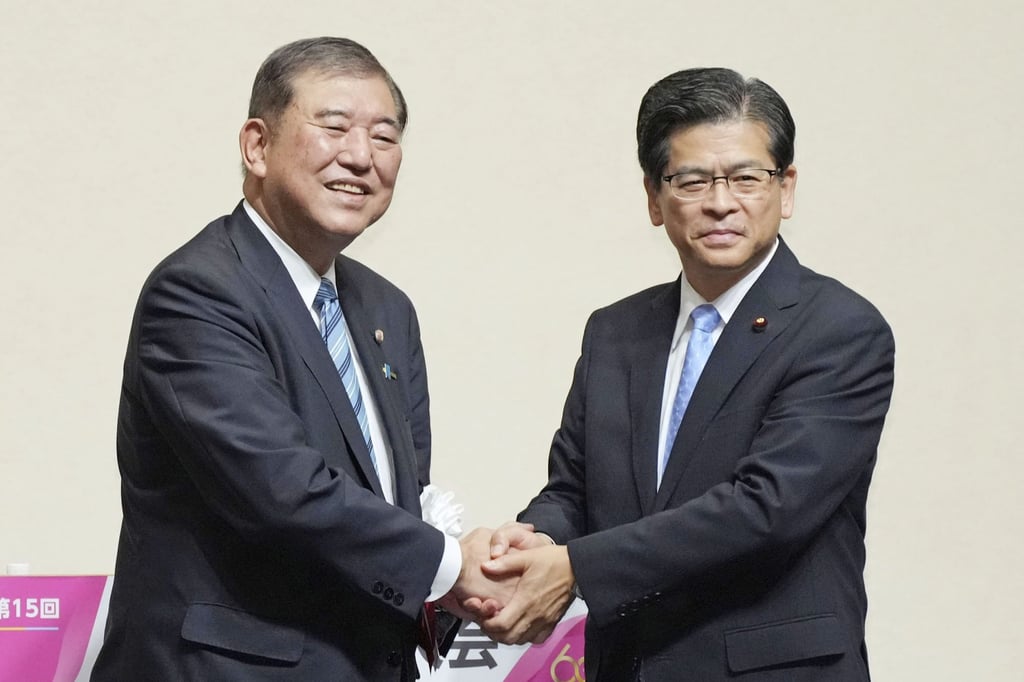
top-left (419, 484), bottom-right (464, 537)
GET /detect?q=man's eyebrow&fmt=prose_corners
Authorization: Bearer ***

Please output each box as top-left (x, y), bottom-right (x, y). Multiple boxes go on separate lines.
top-left (665, 164), bottom-right (707, 176)
top-left (314, 109), bottom-right (400, 128)
top-left (314, 108), bottom-right (350, 119)
top-left (726, 160), bottom-right (773, 172)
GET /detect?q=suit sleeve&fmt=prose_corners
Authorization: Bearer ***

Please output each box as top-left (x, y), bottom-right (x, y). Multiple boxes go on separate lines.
top-left (524, 300), bottom-right (895, 628)
top-left (129, 260), bottom-right (443, 620)
top-left (405, 300), bottom-right (432, 489)
top-left (515, 314), bottom-right (597, 541)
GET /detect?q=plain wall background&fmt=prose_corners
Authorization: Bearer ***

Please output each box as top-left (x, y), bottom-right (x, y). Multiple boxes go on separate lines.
top-left (2, 1), bottom-right (1021, 678)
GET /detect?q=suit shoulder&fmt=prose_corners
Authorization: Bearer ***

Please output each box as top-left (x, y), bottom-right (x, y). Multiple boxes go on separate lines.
top-left (589, 280), bottom-right (676, 324)
top-left (800, 265), bottom-right (888, 319)
top-left (136, 212), bottom-right (228, 275)
top-left (795, 264), bottom-right (894, 345)
top-left (140, 215), bottom-right (244, 291)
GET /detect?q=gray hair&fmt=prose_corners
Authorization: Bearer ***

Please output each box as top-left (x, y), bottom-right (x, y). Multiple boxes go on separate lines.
top-left (248, 36), bottom-right (407, 131)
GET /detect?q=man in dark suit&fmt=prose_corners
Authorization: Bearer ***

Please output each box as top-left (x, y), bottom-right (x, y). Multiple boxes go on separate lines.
top-left (472, 68), bottom-right (895, 680)
top-left (91, 37), bottom-right (504, 681)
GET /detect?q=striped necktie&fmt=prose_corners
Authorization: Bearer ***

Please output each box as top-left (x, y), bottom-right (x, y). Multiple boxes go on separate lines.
top-left (313, 278), bottom-right (377, 471)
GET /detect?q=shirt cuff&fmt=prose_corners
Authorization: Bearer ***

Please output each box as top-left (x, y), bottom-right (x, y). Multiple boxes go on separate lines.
top-left (427, 533), bottom-right (462, 601)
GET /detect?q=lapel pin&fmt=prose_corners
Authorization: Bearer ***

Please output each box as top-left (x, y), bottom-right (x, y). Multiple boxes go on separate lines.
top-left (752, 316), bottom-right (768, 333)
top-left (374, 329), bottom-right (384, 345)
top-left (382, 363), bottom-right (397, 380)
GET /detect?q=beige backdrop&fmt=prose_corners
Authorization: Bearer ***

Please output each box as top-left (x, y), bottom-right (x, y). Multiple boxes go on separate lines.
top-left (2, 1), bottom-right (1021, 679)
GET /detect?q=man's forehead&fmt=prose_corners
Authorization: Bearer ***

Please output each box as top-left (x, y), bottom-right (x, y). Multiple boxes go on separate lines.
top-left (668, 120), bottom-right (771, 156)
top-left (290, 70), bottom-right (397, 114)
top-left (671, 119), bottom-right (768, 141)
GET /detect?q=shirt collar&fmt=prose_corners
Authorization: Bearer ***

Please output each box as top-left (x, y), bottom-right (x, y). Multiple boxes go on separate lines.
top-left (669, 237), bottom-right (780, 351)
top-left (243, 200), bottom-right (335, 315)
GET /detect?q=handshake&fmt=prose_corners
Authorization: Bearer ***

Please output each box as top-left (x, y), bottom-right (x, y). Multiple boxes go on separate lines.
top-left (438, 523), bottom-right (577, 645)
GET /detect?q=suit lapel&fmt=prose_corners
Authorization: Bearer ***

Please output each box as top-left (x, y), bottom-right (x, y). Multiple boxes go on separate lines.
top-left (654, 241), bottom-right (802, 511)
top-left (335, 261), bottom-right (422, 514)
top-left (224, 205), bottom-right (385, 498)
top-left (630, 280), bottom-right (681, 516)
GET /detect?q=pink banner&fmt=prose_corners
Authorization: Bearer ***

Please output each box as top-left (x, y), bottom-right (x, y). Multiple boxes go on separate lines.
top-left (0, 576), bottom-right (586, 681)
top-left (0, 576), bottom-right (108, 682)
top-left (429, 599), bottom-right (589, 680)
top-left (505, 614), bottom-right (586, 681)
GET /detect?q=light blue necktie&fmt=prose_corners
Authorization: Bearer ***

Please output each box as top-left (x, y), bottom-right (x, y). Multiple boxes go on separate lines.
top-left (314, 278), bottom-right (377, 472)
top-left (660, 303), bottom-right (721, 486)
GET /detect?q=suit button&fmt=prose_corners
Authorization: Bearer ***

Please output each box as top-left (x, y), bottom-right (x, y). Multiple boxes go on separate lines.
top-left (394, 592), bottom-right (405, 606)
top-left (372, 581), bottom-right (384, 594)
top-left (384, 587), bottom-right (395, 600)
top-left (386, 650), bottom-right (402, 666)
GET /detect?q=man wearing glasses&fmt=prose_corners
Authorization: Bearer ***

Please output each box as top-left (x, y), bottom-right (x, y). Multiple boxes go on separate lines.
top-left (469, 68), bottom-right (895, 680)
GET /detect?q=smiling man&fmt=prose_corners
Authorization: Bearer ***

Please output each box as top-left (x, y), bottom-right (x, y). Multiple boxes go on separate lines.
top-left (91, 38), bottom-right (507, 682)
top-left (474, 68), bottom-right (896, 681)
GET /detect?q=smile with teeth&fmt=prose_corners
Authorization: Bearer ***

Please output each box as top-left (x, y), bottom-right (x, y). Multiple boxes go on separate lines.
top-left (326, 182), bottom-right (367, 195)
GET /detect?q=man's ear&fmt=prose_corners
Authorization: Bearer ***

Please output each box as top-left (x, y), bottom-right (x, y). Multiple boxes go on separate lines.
top-left (780, 165), bottom-right (797, 219)
top-left (644, 176), bottom-right (665, 226)
top-left (239, 118), bottom-right (270, 178)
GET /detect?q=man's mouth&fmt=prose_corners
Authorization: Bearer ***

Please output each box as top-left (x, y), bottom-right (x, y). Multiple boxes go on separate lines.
top-left (698, 228), bottom-right (743, 246)
top-left (702, 227), bottom-right (741, 237)
top-left (325, 181), bottom-right (368, 195)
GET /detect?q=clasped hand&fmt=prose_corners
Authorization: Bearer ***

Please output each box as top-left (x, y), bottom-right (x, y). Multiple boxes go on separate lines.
top-left (439, 522), bottom-right (576, 645)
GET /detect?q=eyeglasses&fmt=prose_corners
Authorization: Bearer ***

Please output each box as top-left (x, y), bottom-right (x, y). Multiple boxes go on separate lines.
top-left (661, 168), bottom-right (783, 201)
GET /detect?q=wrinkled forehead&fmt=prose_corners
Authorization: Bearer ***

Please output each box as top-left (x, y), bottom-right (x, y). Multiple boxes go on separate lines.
top-left (287, 70), bottom-right (399, 119)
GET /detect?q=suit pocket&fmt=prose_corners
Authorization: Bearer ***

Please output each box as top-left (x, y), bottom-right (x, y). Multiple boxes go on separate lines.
top-left (181, 602), bottom-right (304, 663)
top-left (724, 613), bottom-right (845, 673)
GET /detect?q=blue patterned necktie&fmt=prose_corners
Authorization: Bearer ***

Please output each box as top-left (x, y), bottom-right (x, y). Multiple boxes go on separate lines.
top-left (659, 303), bottom-right (721, 487)
top-left (314, 278), bottom-right (377, 472)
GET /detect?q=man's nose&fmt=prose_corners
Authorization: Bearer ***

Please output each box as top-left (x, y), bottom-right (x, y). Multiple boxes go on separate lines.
top-left (337, 127), bottom-right (372, 170)
top-left (702, 179), bottom-right (740, 213)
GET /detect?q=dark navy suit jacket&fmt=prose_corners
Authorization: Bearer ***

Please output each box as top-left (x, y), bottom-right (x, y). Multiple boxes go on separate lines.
top-left (520, 239), bottom-right (895, 681)
top-left (93, 203), bottom-right (443, 681)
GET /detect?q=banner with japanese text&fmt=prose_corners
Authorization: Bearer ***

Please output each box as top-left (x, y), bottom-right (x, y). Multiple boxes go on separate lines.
top-left (420, 598), bottom-right (587, 681)
top-left (0, 576), bottom-right (586, 682)
top-left (0, 576), bottom-right (110, 682)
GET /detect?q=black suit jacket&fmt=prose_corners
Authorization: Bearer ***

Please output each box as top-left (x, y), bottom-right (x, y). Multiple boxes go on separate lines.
top-left (92, 203), bottom-right (444, 681)
top-left (519, 239), bottom-right (895, 681)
